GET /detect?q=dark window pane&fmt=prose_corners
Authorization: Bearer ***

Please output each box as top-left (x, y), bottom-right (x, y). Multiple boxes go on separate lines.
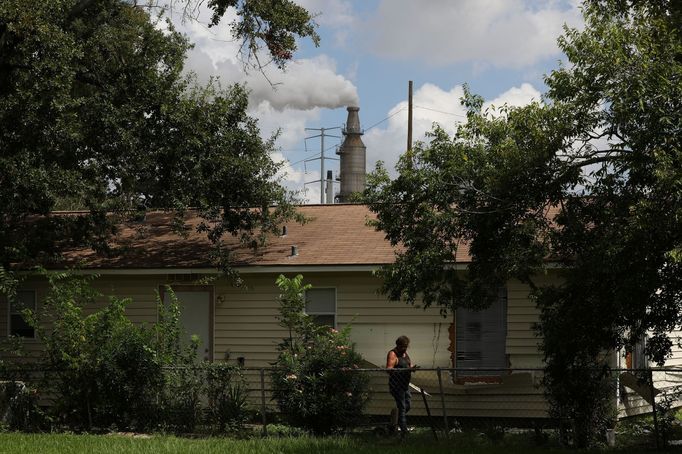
top-left (305, 289), bottom-right (335, 313)
top-left (311, 314), bottom-right (335, 328)
top-left (11, 290), bottom-right (35, 313)
top-left (10, 314), bottom-right (34, 338)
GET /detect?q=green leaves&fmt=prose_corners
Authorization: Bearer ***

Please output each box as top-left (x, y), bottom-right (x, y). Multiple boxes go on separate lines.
top-left (0, 0), bottom-right (303, 276)
top-left (366, 1), bottom-right (681, 446)
top-left (272, 275), bottom-right (370, 434)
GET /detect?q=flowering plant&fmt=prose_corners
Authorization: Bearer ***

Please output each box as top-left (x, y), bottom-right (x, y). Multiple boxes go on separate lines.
top-left (271, 275), bottom-right (369, 434)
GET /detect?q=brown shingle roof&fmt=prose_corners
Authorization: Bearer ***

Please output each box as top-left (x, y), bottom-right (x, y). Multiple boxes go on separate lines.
top-left (56, 204), bottom-right (473, 269)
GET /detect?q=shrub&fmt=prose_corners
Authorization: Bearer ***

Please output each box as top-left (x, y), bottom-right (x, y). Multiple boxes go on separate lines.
top-left (27, 275), bottom-right (208, 432)
top-left (271, 275), bottom-right (369, 434)
top-left (0, 381), bottom-right (44, 431)
top-left (29, 273), bottom-right (163, 431)
top-left (20, 273), bottom-right (252, 434)
top-left (205, 363), bottom-right (249, 432)
top-left (154, 290), bottom-right (204, 433)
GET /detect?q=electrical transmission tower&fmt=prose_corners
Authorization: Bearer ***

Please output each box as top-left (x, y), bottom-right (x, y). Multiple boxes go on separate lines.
top-left (304, 126), bottom-right (341, 204)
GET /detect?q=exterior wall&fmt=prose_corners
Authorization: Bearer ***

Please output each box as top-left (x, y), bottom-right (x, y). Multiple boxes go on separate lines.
top-left (618, 329), bottom-right (682, 417)
top-left (506, 277), bottom-right (546, 369)
top-left (213, 272), bottom-right (551, 418)
top-left (0, 275), bottom-right (166, 361)
top-left (1, 270), bottom-right (556, 418)
top-left (213, 272), bottom-right (451, 369)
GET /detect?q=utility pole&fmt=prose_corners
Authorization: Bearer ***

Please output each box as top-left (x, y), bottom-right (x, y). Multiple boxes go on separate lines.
top-left (304, 126), bottom-right (341, 204)
top-left (407, 80), bottom-right (414, 152)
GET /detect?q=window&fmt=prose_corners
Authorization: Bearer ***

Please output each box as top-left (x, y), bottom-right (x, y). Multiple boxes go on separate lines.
top-left (305, 288), bottom-right (336, 328)
top-left (10, 290), bottom-right (36, 338)
top-left (455, 287), bottom-right (507, 376)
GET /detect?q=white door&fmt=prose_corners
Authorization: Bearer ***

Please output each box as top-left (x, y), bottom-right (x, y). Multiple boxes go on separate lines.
top-left (164, 290), bottom-right (212, 361)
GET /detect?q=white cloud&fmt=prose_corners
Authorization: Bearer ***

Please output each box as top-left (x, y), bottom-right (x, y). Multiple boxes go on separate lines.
top-left (483, 82), bottom-right (543, 113)
top-left (364, 82), bottom-right (543, 175)
top-left (297, 0), bottom-right (357, 47)
top-left (167, 5), bottom-right (358, 111)
top-left (161, 3), bottom-right (358, 197)
top-left (366, 0), bottom-right (581, 68)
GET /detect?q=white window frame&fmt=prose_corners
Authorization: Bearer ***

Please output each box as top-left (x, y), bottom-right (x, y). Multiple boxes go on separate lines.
top-left (9, 289), bottom-right (37, 339)
top-left (304, 287), bottom-right (337, 328)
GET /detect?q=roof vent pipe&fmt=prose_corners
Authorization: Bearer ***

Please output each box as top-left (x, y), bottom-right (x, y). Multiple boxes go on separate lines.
top-left (291, 245), bottom-right (298, 256)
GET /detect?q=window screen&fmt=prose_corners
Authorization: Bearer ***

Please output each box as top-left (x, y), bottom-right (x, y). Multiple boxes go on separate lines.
top-left (305, 288), bottom-right (336, 328)
top-left (10, 290), bottom-right (36, 338)
top-left (455, 287), bottom-right (507, 375)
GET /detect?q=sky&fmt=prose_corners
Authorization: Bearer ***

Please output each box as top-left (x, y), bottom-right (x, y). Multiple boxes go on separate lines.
top-left (167, 0), bottom-right (584, 203)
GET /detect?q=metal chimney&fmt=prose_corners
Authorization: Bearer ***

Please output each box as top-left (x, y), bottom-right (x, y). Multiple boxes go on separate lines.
top-left (325, 170), bottom-right (334, 204)
top-left (336, 106), bottom-right (366, 203)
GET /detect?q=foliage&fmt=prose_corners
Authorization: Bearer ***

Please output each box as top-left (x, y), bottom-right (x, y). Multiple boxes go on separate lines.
top-left (365, 0), bottom-right (680, 447)
top-left (0, 381), bottom-right (45, 432)
top-left (18, 274), bottom-right (251, 433)
top-left (152, 287), bottom-right (204, 433)
top-left (0, 0), bottom-right (304, 279)
top-left (271, 275), bottom-right (369, 434)
top-left (205, 363), bottom-right (250, 432)
top-left (28, 272), bottom-right (164, 431)
top-left (203, 0), bottom-right (319, 70)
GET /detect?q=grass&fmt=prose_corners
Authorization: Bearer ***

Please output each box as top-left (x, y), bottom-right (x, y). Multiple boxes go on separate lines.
top-left (0, 431), bottom-right (678, 454)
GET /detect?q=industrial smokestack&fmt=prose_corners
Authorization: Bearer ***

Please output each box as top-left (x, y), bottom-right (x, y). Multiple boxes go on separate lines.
top-left (336, 106), bottom-right (366, 203)
top-left (325, 170), bottom-right (333, 204)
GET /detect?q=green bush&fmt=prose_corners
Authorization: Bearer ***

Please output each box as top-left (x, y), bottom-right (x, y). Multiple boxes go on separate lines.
top-left (205, 363), bottom-right (249, 432)
top-left (0, 381), bottom-right (45, 431)
top-left (16, 273), bottom-right (252, 433)
top-left (26, 275), bottom-right (205, 432)
top-left (271, 275), bottom-right (369, 434)
top-left (28, 273), bottom-right (164, 431)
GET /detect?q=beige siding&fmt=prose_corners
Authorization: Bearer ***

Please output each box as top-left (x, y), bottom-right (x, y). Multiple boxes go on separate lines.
top-left (505, 278), bottom-right (545, 368)
top-left (2, 270), bottom-right (560, 419)
top-left (213, 272), bottom-right (453, 369)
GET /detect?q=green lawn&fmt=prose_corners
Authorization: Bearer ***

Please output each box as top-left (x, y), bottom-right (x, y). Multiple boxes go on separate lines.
top-left (0, 432), bottom-right (676, 454)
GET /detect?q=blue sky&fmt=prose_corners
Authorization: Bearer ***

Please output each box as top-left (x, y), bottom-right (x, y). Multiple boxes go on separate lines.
top-left (170, 0), bottom-right (583, 203)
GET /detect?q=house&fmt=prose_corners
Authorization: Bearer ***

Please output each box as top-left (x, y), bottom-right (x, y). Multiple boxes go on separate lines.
top-left (2, 106), bottom-right (678, 421)
top-left (0, 201), bottom-right (667, 420)
top-left (3, 203), bottom-right (681, 420)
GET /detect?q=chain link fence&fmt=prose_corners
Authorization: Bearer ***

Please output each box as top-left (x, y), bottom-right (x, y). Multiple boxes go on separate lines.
top-left (3, 366), bottom-right (682, 448)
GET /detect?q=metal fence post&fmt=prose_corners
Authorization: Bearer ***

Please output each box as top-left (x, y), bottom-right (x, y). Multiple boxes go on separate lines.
top-left (260, 368), bottom-right (268, 437)
top-left (436, 367), bottom-right (449, 435)
top-left (649, 369), bottom-right (660, 450)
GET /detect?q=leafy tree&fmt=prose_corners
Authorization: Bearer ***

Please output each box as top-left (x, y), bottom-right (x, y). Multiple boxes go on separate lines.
top-left (365, 0), bottom-right (680, 446)
top-left (0, 0), bottom-right (310, 279)
top-left (154, 0), bottom-right (319, 70)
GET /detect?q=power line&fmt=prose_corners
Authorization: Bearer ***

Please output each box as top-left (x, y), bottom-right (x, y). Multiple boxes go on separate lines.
top-left (364, 107), bottom-right (407, 132)
top-left (414, 105), bottom-right (467, 119)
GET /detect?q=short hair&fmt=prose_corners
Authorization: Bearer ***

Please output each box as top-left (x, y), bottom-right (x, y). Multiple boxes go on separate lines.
top-left (395, 335), bottom-right (410, 347)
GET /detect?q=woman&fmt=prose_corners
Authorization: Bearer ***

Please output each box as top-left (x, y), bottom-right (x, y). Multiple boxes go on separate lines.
top-left (386, 335), bottom-right (415, 437)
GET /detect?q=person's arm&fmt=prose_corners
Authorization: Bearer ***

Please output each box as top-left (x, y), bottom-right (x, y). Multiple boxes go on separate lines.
top-left (386, 350), bottom-right (398, 369)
